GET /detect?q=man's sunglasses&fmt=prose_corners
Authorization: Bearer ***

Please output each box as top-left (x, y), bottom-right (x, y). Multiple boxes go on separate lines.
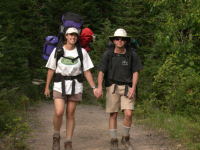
top-left (114, 37), bottom-right (127, 41)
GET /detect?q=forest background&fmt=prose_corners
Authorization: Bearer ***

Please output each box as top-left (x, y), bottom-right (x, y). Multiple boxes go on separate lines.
top-left (0, 0), bottom-right (200, 149)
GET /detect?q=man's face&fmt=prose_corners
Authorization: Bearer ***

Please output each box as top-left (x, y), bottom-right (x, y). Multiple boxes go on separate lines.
top-left (113, 37), bottom-right (127, 48)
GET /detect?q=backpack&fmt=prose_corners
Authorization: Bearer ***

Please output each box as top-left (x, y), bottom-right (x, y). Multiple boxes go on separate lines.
top-left (43, 12), bottom-right (86, 96)
top-left (104, 38), bottom-right (139, 87)
top-left (80, 27), bottom-right (94, 52)
top-left (42, 12), bottom-right (94, 62)
top-left (42, 36), bottom-right (58, 60)
top-left (104, 42), bottom-right (141, 98)
top-left (104, 48), bottom-right (134, 87)
top-left (42, 12), bottom-right (84, 61)
top-left (60, 12), bottom-right (83, 34)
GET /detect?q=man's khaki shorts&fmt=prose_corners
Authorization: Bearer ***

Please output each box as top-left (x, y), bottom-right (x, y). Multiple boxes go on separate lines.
top-left (53, 90), bottom-right (82, 102)
top-left (106, 84), bottom-right (135, 113)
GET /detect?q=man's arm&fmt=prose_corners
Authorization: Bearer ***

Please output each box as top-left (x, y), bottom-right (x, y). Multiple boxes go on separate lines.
top-left (97, 71), bottom-right (104, 98)
top-left (96, 50), bottom-right (109, 98)
top-left (128, 72), bottom-right (139, 99)
top-left (132, 72), bottom-right (139, 90)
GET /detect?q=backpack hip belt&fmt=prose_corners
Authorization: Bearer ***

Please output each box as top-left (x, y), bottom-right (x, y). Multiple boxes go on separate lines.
top-left (54, 73), bottom-right (83, 96)
top-left (110, 80), bottom-right (131, 96)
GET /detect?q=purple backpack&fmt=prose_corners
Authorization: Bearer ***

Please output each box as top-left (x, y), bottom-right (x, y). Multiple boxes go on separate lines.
top-left (42, 36), bottom-right (58, 60)
top-left (60, 12), bottom-right (83, 33)
top-left (42, 12), bottom-right (84, 61)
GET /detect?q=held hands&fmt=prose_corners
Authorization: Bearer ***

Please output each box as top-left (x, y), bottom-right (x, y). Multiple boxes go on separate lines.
top-left (93, 87), bottom-right (103, 99)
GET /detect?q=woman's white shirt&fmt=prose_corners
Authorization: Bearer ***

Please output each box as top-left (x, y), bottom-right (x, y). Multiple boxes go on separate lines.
top-left (45, 47), bottom-right (94, 94)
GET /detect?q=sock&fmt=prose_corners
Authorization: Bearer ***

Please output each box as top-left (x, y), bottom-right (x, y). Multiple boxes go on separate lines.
top-left (53, 130), bottom-right (60, 135)
top-left (65, 137), bottom-right (72, 143)
top-left (122, 125), bottom-right (131, 137)
top-left (109, 129), bottom-right (117, 139)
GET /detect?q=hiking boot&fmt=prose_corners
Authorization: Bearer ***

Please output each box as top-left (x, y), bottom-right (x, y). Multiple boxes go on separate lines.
top-left (121, 135), bottom-right (133, 150)
top-left (52, 133), bottom-right (60, 150)
top-left (64, 141), bottom-right (73, 150)
top-left (110, 138), bottom-right (119, 150)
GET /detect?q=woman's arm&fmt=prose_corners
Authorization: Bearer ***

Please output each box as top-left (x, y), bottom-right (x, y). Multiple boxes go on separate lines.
top-left (84, 70), bottom-right (98, 97)
top-left (44, 69), bottom-right (55, 97)
top-left (84, 70), bottom-right (96, 88)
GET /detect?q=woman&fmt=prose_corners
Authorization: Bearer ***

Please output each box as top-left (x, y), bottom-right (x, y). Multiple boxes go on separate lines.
top-left (44, 27), bottom-right (97, 150)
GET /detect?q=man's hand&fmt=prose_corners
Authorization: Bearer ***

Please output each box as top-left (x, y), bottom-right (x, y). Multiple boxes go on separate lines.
top-left (93, 88), bottom-right (99, 98)
top-left (95, 87), bottom-right (103, 99)
top-left (127, 87), bottom-right (135, 99)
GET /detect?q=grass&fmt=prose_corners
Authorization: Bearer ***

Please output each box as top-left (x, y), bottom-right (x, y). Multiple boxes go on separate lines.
top-left (135, 100), bottom-right (200, 150)
top-left (0, 86), bottom-right (43, 150)
top-left (82, 72), bottom-right (200, 149)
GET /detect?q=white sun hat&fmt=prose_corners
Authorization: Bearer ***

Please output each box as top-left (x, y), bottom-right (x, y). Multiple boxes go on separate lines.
top-left (65, 27), bottom-right (79, 35)
top-left (109, 28), bottom-right (131, 41)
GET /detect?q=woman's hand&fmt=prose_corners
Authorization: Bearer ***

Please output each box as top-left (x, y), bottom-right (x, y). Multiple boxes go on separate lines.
top-left (93, 88), bottom-right (99, 98)
top-left (44, 87), bottom-right (51, 97)
top-left (95, 87), bottom-right (103, 99)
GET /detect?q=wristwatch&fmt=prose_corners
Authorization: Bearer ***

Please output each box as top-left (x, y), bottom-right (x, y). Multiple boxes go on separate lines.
top-left (91, 86), bottom-right (96, 89)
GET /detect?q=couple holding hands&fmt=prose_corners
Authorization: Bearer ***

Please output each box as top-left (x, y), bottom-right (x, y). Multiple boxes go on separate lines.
top-left (44, 27), bottom-right (142, 150)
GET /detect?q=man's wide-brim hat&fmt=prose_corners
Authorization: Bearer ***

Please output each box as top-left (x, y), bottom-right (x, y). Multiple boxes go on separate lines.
top-left (109, 28), bottom-right (131, 41)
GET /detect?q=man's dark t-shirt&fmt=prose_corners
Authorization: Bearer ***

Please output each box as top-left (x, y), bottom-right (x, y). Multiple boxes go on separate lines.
top-left (99, 49), bottom-right (143, 87)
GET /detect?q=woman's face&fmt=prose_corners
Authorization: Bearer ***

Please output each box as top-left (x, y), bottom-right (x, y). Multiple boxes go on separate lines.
top-left (65, 33), bottom-right (78, 45)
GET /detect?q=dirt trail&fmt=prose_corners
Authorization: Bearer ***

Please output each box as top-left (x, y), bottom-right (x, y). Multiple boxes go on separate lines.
top-left (27, 102), bottom-right (176, 150)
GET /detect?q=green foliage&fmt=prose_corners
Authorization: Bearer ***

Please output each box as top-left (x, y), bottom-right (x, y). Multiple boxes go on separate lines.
top-left (135, 105), bottom-right (200, 150)
top-left (152, 54), bottom-right (200, 119)
top-left (90, 19), bottom-right (113, 66)
top-left (0, 88), bottom-right (30, 132)
top-left (0, 88), bottom-right (30, 149)
top-left (135, 1), bottom-right (200, 148)
top-left (1, 0), bottom-right (200, 149)
top-left (141, 0), bottom-right (200, 120)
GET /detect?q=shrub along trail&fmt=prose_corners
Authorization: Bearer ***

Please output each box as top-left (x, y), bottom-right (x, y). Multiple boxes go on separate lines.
top-left (27, 102), bottom-right (177, 150)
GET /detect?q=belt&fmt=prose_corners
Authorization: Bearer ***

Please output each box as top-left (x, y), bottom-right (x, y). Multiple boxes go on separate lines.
top-left (112, 84), bottom-right (129, 96)
top-left (54, 73), bottom-right (83, 96)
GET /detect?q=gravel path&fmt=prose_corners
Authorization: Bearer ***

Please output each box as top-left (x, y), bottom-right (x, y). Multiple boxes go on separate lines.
top-left (27, 102), bottom-right (176, 150)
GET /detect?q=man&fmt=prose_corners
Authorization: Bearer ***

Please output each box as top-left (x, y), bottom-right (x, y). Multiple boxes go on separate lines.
top-left (97, 28), bottom-right (142, 150)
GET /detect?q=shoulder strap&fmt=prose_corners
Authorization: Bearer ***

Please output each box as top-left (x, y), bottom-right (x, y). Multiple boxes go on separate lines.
top-left (77, 45), bottom-right (83, 73)
top-left (54, 43), bottom-right (83, 71)
top-left (54, 35), bottom-right (64, 61)
top-left (106, 48), bottom-right (114, 69)
top-left (127, 48), bottom-right (134, 73)
top-left (54, 47), bottom-right (64, 67)
top-left (107, 48), bottom-right (114, 59)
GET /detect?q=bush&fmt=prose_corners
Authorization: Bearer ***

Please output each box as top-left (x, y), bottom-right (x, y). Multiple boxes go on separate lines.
top-left (152, 54), bottom-right (200, 119)
top-left (0, 88), bottom-right (30, 149)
